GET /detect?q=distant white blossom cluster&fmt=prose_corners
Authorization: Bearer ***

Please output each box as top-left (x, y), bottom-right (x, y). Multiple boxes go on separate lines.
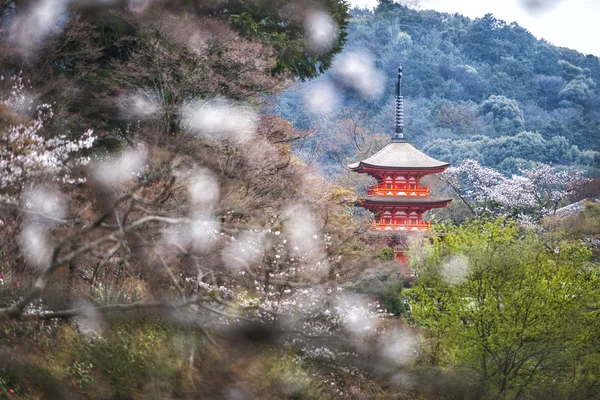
top-left (443, 159), bottom-right (589, 221)
top-left (2, 74), bottom-right (31, 112)
top-left (0, 74), bottom-right (96, 201)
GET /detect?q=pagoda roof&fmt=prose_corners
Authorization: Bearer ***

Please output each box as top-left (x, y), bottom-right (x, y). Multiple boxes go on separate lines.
top-left (361, 196), bottom-right (453, 206)
top-left (348, 141), bottom-right (450, 171)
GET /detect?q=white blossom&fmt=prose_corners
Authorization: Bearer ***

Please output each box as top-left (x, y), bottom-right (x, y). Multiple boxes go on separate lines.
top-left (0, 75), bottom-right (96, 201)
top-left (442, 159), bottom-right (589, 223)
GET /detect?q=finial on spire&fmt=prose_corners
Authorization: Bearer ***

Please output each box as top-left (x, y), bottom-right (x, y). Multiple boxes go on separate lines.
top-left (392, 65), bottom-right (405, 142)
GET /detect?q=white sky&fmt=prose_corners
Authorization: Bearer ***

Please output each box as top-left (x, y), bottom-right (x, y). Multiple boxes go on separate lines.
top-left (348, 0), bottom-right (600, 57)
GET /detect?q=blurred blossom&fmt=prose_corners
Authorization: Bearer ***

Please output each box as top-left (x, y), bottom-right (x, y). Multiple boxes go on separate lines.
top-left (118, 90), bottom-right (161, 119)
top-left (161, 226), bottom-right (190, 256)
top-left (9, 0), bottom-right (68, 54)
top-left (331, 52), bottom-right (384, 98)
top-left (304, 11), bottom-right (338, 54)
top-left (441, 255), bottom-right (470, 284)
top-left (285, 206), bottom-right (319, 257)
top-left (187, 30), bottom-right (210, 57)
top-left (128, 0), bottom-right (153, 13)
top-left (521, 0), bottom-right (562, 12)
top-left (379, 328), bottom-right (419, 367)
top-left (189, 216), bottom-right (220, 253)
top-left (302, 81), bottom-right (338, 115)
top-left (389, 372), bottom-right (415, 390)
top-left (335, 294), bottom-right (379, 337)
top-left (170, 156), bottom-right (201, 180)
top-left (221, 230), bottom-right (268, 270)
top-left (76, 304), bottom-right (103, 337)
top-left (18, 225), bottom-right (52, 268)
top-left (188, 169), bottom-right (220, 213)
top-left (164, 216), bottom-right (219, 254)
top-left (22, 185), bottom-right (66, 223)
top-left (284, 206), bottom-right (328, 278)
top-left (92, 147), bottom-right (147, 189)
top-left (224, 383), bottom-right (252, 400)
top-left (182, 98), bottom-right (258, 143)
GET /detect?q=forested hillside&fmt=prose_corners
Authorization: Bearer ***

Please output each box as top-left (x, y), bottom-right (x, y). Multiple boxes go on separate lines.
top-left (276, 2), bottom-right (600, 176)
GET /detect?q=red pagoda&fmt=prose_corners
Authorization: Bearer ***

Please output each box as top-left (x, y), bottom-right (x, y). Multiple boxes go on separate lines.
top-left (348, 66), bottom-right (452, 267)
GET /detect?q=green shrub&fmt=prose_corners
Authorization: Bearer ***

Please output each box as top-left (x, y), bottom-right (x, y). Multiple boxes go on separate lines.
top-left (67, 361), bottom-right (94, 389)
top-left (258, 351), bottom-right (327, 399)
top-left (377, 247), bottom-right (395, 261)
top-left (66, 316), bottom-right (189, 399)
top-left (0, 368), bottom-right (22, 397)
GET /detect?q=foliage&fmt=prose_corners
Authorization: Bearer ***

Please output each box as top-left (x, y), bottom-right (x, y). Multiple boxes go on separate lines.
top-left (1, 314), bottom-right (347, 399)
top-left (277, 4), bottom-right (600, 175)
top-left (0, 1), bottom-right (348, 144)
top-left (254, 352), bottom-right (328, 398)
top-left (378, 247), bottom-right (395, 261)
top-left (225, 0), bottom-right (351, 80)
top-left (479, 94), bottom-right (524, 135)
top-left (422, 131), bottom-right (585, 175)
top-left (0, 3), bottom-right (409, 397)
top-left (0, 368), bottom-right (21, 397)
top-left (65, 317), bottom-right (181, 397)
top-left (66, 361), bottom-right (94, 389)
top-left (410, 219), bottom-right (600, 398)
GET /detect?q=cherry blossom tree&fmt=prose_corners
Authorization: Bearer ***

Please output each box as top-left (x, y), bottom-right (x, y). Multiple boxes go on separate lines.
top-left (440, 159), bottom-right (589, 222)
top-left (0, 74), bottom-right (95, 202)
top-left (0, 84), bottom-right (399, 394)
top-left (0, 3), bottom-right (424, 397)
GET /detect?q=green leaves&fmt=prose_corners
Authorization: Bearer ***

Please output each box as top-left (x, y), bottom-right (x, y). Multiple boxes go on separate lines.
top-left (226, 0), bottom-right (351, 80)
top-left (411, 219), bottom-right (599, 397)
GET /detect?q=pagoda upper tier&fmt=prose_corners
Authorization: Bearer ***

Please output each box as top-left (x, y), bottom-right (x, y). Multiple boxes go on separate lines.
top-left (348, 140), bottom-right (449, 172)
top-left (347, 140), bottom-right (451, 199)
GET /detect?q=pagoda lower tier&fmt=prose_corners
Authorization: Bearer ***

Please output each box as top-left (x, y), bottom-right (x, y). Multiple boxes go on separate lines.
top-left (360, 196), bottom-right (452, 232)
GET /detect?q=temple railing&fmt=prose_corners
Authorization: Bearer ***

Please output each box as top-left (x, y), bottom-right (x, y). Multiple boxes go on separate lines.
top-left (367, 186), bottom-right (430, 197)
top-left (372, 222), bottom-right (431, 232)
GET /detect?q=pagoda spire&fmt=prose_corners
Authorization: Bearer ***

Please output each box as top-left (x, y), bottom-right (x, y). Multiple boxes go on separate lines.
top-left (392, 65), bottom-right (405, 142)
